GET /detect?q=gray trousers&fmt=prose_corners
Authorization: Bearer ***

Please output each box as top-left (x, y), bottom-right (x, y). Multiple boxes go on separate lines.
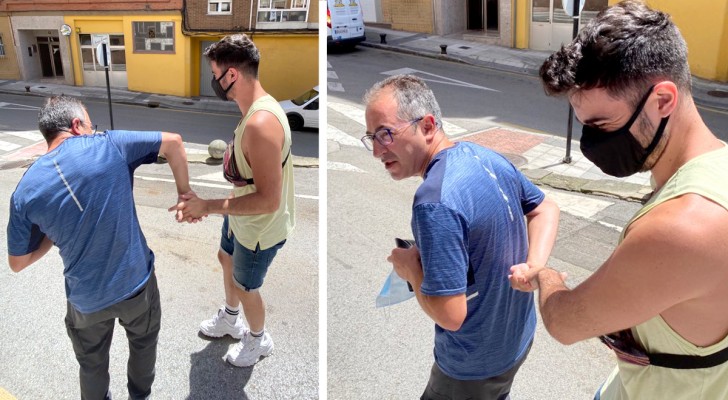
top-left (421, 341), bottom-right (532, 400)
top-left (64, 272), bottom-right (161, 400)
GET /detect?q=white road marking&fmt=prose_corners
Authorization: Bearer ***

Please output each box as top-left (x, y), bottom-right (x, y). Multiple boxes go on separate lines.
top-left (194, 171), bottom-right (227, 182)
top-left (0, 102), bottom-right (40, 111)
top-left (2, 130), bottom-right (44, 142)
top-left (327, 70), bottom-right (339, 79)
top-left (541, 187), bottom-right (613, 220)
top-left (327, 124), bottom-right (364, 148)
top-left (0, 140), bottom-right (21, 151)
top-left (329, 101), bottom-right (365, 126)
top-left (328, 82), bottom-right (345, 92)
top-left (134, 175), bottom-right (317, 199)
top-left (328, 101), bottom-right (467, 137)
top-left (327, 161), bottom-right (365, 173)
top-left (381, 67), bottom-right (500, 92)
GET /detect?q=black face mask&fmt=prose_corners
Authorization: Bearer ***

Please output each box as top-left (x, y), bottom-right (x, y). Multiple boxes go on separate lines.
top-left (211, 70), bottom-right (235, 101)
top-left (580, 86), bottom-right (670, 177)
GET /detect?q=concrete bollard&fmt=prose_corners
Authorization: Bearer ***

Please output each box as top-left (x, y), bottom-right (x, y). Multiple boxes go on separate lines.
top-left (379, 33), bottom-right (387, 44)
top-left (440, 44), bottom-right (448, 54)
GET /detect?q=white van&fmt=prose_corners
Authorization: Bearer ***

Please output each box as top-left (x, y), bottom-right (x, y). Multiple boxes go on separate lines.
top-left (327, 0), bottom-right (365, 47)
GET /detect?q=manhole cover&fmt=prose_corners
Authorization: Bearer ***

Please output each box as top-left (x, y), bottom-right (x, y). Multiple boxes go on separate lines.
top-left (501, 153), bottom-right (528, 168)
top-left (707, 90), bottom-right (728, 98)
top-left (459, 46), bottom-right (471, 49)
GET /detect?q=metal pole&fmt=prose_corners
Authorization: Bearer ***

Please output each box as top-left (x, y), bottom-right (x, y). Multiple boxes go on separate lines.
top-left (563, 1), bottom-right (581, 164)
top-left (102, 42), bottom-right (114, 130)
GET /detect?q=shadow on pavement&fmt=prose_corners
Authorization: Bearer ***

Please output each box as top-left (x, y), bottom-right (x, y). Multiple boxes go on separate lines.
top-left (187, 338), bottom-right (254, 400)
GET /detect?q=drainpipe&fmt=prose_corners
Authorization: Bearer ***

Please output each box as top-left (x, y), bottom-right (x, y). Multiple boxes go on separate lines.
top-left (249, 0), bottom-right (253, 31)
top-left (512, 0), bottom-right (517, 48)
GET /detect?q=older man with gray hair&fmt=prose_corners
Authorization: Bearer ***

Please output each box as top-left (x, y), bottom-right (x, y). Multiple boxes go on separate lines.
top-left (363, 75), bottom-right (560, 399)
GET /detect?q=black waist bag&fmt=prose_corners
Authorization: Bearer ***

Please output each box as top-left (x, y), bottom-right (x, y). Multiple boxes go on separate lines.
top-left (600, 329), bottom-right (728, 369)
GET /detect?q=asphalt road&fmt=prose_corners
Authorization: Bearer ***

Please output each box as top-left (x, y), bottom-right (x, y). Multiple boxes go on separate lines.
top-left (0, 92), bottom-right (320, 158)
top-left (327, 46), bottom-right (728, 142)
top-left (0, 117), bottom-right (320, 398)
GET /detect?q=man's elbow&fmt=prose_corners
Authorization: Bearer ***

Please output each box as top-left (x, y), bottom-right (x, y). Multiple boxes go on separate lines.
top-left (439, 319), bottom-right (464, 332)
top-left (542, 318), bottom-right (580, 345)
top-left (8, 257), bottom-right (28, 272)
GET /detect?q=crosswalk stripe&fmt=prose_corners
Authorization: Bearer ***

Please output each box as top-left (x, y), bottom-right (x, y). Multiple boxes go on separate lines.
top-left (327, 124), bottom-right (364, 148)
top-left (0, 140), bottom-right (21, 151)
top-left (327, 102), bottom-right (467, 137)
top-left (328, 82), bottom-right (345, 92)
top-left (328, 161), bottom-right (365, 173)
top-left (541, 187), bottom-right (614, 221)
top-left (327, 70), bottom-right (339, 79)
top-left (2, 130), bottom-right (44, 142)
top-left (194, 171), bottom-right (228, 183)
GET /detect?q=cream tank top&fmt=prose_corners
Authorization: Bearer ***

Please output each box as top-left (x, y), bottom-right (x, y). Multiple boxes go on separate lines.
top-left (600, 144), bottom-right (728, 400)
top-left (228, 94), bottom-right (295, 250)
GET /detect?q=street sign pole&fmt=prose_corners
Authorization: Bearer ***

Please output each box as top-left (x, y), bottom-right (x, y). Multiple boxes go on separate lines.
top-left (563, 0), bottom-right (581, 164)
top-left (102, 43), bottom-right (115, 130)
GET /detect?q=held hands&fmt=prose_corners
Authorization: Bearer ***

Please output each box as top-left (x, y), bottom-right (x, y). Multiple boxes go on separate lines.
top-left (508, 263), bottom-right (567, 292)
top-left (169, 191), bottom-right (208, 223)
top-left (387, 245), bottom-right (423, 289)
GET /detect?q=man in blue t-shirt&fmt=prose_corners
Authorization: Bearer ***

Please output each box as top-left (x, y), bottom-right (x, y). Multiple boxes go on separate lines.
top-left (362, 75), bottom-right (560, 399)
top-left (6, 95), bottom-right (194, 400)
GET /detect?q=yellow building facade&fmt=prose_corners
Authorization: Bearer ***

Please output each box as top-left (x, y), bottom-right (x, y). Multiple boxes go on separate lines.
top-left (0, 14), bottom-right (21, 79)
top-left (190, 33), bottom-right (318, 101)
top-left (64, 13), bottom-right (193, 97)
top-left (513, 0), bottom-right (728, 82)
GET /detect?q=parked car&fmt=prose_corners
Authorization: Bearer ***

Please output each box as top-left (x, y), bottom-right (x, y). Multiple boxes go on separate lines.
top-left (327, 0), bottom-right (365, 48)
top-left (279, 86), bottom-right (319, 130)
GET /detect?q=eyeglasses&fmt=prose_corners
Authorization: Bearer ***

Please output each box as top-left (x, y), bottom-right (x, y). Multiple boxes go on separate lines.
top-left (361, 117), bottom-right (424, 151)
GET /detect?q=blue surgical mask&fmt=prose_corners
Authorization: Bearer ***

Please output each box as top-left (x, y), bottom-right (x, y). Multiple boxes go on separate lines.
top-left (579, 85), bottom-right (669, 177)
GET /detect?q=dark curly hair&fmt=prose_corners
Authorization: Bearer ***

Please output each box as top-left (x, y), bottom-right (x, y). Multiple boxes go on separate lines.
top-left (204, 34), bottom-right (260, 80)
top-left (539, 0), bottom-right (691, 105)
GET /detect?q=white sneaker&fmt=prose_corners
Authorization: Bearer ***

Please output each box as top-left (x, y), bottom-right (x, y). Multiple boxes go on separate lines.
top-left (199, 307), bottom-right (248, 339)
top-left (224, 331), bottom-right (274, 367)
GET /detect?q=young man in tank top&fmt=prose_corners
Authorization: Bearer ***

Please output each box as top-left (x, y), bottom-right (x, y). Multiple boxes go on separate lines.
top-left (171, 34), bottom-right (295, 367)
top-left (510, 2), bottom-right (728, 399)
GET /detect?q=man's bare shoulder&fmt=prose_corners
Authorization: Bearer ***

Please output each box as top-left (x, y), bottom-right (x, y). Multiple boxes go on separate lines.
top-left (625, 193), bottom-right (728, 276)
top-left (244, 109), bottom-right (284, 140)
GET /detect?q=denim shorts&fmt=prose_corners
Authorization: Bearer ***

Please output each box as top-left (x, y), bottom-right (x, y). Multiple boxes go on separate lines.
top-left (220, 215), bottom-right (286, 291)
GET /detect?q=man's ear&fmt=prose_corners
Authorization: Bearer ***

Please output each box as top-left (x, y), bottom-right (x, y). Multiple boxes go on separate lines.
top-left (421, 115), bottom-right (437, 139)
top-left (70, 118), bottom-right (84, 135)
top-left (654, 81), bottom-right (679, 118)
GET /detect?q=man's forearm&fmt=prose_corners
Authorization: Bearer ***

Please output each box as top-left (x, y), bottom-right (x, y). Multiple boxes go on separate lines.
top-left (526, 199), bottom-right (559, 268)
top-left (164, 146), bottom-right (191, 195)
top-left (537, 268), bottom-right (576, 344)
top-left (8, 236), bottom-right (53, 272)
top-left (205, 192), bottom-right (280, 216)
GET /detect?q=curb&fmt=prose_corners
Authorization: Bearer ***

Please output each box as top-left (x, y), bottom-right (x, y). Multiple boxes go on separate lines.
top-left (359, 41), bottom-right (540, 76)
top-left (522, 168), bottom-right (651, 203)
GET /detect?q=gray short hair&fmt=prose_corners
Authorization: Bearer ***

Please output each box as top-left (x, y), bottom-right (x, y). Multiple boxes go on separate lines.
top-left (38, 95), bottom-right (87, 142)
top-left (364, 74), bottom-right (443, 130)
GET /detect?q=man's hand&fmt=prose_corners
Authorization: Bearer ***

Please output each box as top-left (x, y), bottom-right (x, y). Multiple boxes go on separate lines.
top-left (509, 264), bottom-right (567, 292)
top-left (387, 245), bottom-right (423, 288)
top-left (169, 191), bottom-right (208, 223)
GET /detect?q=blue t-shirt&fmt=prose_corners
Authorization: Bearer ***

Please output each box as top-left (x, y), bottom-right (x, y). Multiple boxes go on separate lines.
top-left (7, 131), bottom-right (162, 313)
top-left (412, 141), bottom-right (544, 380)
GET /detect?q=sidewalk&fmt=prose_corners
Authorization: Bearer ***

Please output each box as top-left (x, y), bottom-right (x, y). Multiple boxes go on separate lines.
top-left (0, 79), bottom-right (319, 168)
top-left (354, 25), bottom-right (728, 202)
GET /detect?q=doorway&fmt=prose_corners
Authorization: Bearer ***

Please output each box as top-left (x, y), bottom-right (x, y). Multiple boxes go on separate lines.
top-left (467, 0), bottom-right (484, 30)
top-left (467, 0), bottom-right (499, 32)
top-left (37, 36), bottom-right (63, 78)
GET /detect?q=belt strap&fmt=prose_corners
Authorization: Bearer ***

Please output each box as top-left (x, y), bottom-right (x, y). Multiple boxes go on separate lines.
top-left (242, 148), bottom-right (291, 185)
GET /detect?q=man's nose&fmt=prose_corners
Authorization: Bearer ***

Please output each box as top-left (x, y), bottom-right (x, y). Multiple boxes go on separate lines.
top-left (372, 139), bottom-right (387, 158)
